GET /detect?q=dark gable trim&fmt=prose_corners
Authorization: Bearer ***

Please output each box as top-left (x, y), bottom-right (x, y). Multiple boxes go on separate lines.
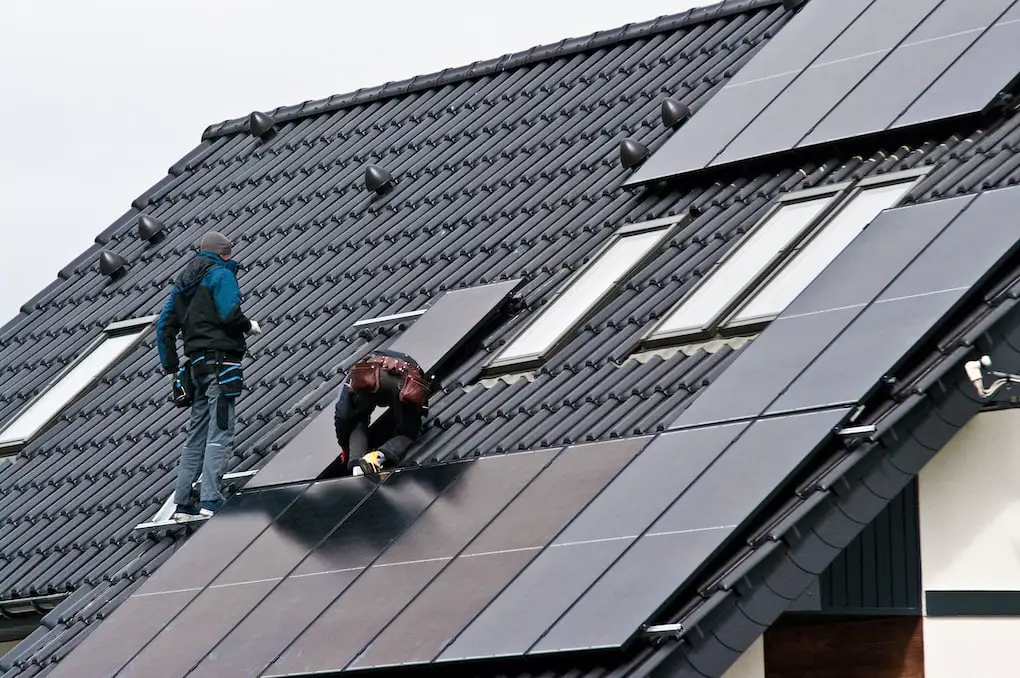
top-left (926, 591), bottom-right (1020, 617)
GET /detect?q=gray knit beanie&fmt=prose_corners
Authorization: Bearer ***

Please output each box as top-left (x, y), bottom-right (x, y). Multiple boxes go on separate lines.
top-left (198, 231), bottom-right (232, 257)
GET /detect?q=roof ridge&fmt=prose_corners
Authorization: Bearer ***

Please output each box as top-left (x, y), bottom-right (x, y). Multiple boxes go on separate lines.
top-left (201, 0), bottom-right (783, 140)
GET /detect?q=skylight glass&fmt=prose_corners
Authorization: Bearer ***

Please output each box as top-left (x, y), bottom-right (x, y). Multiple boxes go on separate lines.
top-left (0, 322), bottom-right (148, 451)
top-left (494, 224), bottom-right (673, 366)
top-left (731, 179), bottom-right (916, 325)
top-left (654, 195), bottom-right (835, 337)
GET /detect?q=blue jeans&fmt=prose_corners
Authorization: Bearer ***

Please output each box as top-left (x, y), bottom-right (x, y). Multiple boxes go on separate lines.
top-left (174, 370), bottom-right (235, 506)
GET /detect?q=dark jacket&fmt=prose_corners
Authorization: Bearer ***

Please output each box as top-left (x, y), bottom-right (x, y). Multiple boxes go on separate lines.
top-left (155, 252), bottom-right (252, 373)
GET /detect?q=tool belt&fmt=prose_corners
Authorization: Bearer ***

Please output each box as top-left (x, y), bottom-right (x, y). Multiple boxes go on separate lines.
top-left (349, 354), bottom-right (431, 407)
top-left (188, 350), bottom-right (245, 399)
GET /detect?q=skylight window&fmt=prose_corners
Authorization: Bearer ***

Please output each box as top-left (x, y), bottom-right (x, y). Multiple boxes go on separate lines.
top-left (489, 216), bottom-right (687, 371)
top-left (0, 316), bottom-right (154, 455)
top-left (646, 169), bottom-right (927, 345)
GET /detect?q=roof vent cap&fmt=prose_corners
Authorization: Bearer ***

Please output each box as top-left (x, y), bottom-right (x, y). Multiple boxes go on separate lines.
top-left (137, 215), bottom-right (165, 242)
top-left (98, 251), bottom-right (127, 278)
top-left (248, 111), bottom-right (276, 139)
top-left (619, 139), bottom-right (649, 169)
top-left (661, 98), bottom-right (691, 128)
top-left (782, 0), bottom-right (806, 10)
top-left (365, 165), bottom-right (394, 193)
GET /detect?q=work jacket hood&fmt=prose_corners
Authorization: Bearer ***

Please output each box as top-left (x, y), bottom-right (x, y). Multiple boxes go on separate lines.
top-left (176, 252), bottom-right (240, 297)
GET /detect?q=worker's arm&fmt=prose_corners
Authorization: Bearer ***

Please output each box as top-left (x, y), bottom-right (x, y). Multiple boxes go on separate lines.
top-left (155, 289), bottom-right (181, 373)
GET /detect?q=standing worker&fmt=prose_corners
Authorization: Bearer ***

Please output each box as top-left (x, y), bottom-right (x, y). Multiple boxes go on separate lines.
top-left (334, 348), bottom-right (431, 477)
top-left (155, 231), bottom-right (262, 520)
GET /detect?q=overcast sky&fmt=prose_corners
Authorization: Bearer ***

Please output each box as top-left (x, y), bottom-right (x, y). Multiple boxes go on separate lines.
top-left (0, 0), bottom-right (707, 323)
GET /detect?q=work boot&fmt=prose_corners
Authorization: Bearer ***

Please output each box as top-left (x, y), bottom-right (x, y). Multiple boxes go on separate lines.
top-left (356, 450), bottom-right (387, 477)
top-left (172, 504), bottom-right (200, 521)
top-left (199, 499), bottom-right (224, 517)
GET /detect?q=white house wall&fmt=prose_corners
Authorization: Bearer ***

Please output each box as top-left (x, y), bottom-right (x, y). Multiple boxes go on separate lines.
top-left (919, 408), bottom-right (1020, 678)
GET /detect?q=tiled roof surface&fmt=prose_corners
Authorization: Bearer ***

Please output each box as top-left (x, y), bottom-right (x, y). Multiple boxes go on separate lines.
top-left (1, 0), bottom-right (1020, 674)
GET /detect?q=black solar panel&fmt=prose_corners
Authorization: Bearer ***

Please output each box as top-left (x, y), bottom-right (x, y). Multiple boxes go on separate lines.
top-left (802, 0), bottom-right (1016, 145)
top-left (388, 279), bottom-right (523, 376)
top-left (242, 400), bottom-right (340, 490)
top-left (626, 0), bottom-right (1020, 186)
top-left (437, 428), bottom-right (739, 662)
top-left (117, 483), bottom-right (374, 676)
top-left (209, 480), bottom-right (371, 586)
top-left (117, 579), bottom-right (278, 678)
top-left (670, 307), bottom-right (861, 427)
top-left (896, 0), bottom-right (1020, 128)
top-left (264, 560), bottom-right (450, 677)
top-left (438, 538), bottom-right (632, 662)
top-left (532, 407), bottom-right (850, 653)
top-left (260, 454), bottom-right (554, 676)
top-left (187, 571), bottom-right (361, 678)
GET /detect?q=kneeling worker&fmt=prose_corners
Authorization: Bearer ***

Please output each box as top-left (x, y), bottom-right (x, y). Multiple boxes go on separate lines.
top-left (334, 348), bottom-right (431, 476)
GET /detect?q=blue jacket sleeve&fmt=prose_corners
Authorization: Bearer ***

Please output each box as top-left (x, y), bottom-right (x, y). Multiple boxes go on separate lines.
top-left (155, 289), bottom-right (180, 372)
top-left (204, 268), bottom-right (251, 332)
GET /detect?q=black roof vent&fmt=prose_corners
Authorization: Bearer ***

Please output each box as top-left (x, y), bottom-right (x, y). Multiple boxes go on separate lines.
top-left (619, 139), bottom-right (649, 169)
top-left (137, 215), bottom-right (165, 242)
top-left (249, 111), bottom-right (276, 139)
top-left (661, 98), bottom-right (691, 128)
top-left (782, 0), bottom-right (806, 10)
top-left (365, 165), bottom-right (394, 193)
top-left (98, 251), bottom-right (127, 278)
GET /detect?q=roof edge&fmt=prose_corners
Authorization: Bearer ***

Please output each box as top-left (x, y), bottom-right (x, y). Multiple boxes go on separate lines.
top-left (201, 0), bottom-right (784, 140)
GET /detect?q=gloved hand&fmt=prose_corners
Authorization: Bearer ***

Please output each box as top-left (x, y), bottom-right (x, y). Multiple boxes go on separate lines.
top-left (247, 319), bottom-right (262, 335)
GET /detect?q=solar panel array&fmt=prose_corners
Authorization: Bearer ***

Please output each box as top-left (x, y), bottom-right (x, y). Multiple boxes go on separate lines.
top-left (675, 184), bottom-right (1020, 429)
top-left (48, 186), bottom-right (1020, 675)
top-left (245, 279), bottom-right (522, 490)
top-left (626, 0), bottom-right (1020, 186)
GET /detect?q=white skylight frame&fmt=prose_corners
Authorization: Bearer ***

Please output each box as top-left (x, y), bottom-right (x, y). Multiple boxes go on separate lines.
top-left (487, 214), bottom-right (692, 372)
top-left (644, 167), bottom-right (931, 346)
top-left (0, 315), bottom-right (156, 456)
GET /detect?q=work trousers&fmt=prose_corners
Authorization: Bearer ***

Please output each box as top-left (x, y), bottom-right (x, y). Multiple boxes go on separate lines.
top-left (173, 370), bottom-right (235, 506)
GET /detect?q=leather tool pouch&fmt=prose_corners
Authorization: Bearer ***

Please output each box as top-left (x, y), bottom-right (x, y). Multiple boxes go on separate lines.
top-left (171, 361), bottom-right (195, 408)
top-left (398, 373), bottom-right (431, 407)
top-left (217, 361), bottom-right (244, 398)
top-left (349, 361), bottom-right (382, 393)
